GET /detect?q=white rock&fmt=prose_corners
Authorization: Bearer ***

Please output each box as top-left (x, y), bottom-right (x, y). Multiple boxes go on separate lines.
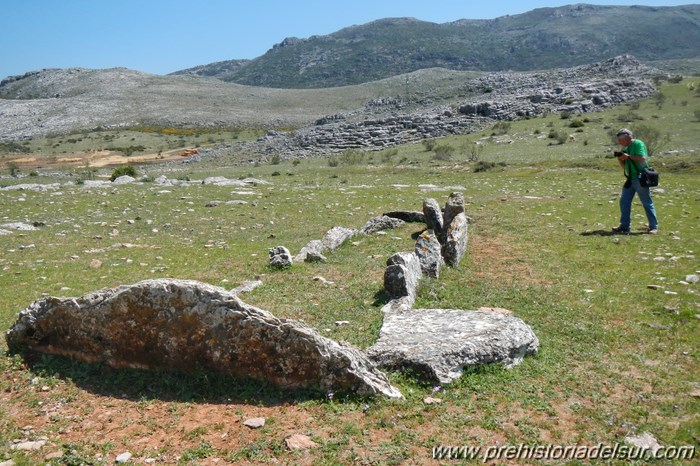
top-left (115, 452), bottom-right (132, 463)
top-left (624, 432), bottom-right (662, 454)
top-left (685, 274), bottom-right (699, 284)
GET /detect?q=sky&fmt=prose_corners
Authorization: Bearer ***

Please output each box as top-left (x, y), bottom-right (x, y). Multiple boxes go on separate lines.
top-left (0, 0), bottom-right (691, 80)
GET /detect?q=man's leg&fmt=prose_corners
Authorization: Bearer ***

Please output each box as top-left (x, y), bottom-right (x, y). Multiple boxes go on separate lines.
top-left (632, 179), bottom-right (658, 230)
top-left (619, 182), bottom-right (635, 230)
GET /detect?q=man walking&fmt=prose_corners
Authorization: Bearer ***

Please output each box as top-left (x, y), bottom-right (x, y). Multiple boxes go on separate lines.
top-left (612, 128), bottom-right (658, 234)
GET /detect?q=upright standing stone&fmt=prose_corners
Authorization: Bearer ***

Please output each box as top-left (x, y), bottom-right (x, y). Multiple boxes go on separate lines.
top-left (422, 199), bottom-right (444, 238)
top-left (384, 252), bottom-right (422, 306)
top-left (415, 230), bottom-right (443, 278)
top-left (442, 213), bottom-right (468, 266)
top-left (442, 192), bottom-right (465, 241)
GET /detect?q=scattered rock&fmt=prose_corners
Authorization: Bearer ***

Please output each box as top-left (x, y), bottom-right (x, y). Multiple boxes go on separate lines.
top-left (313, 276), bottom-right (334, 285)
top-left (1, 222), bottom-right (38, 231)
top-left (335, 321), bottom-right (350, 327)
top-left (415, 230), bottom-right (443, 278)
top-left (685, 274), bottom-right (699, 284)
top-left (0, 460), bottom-right (16, 466)
top-left (422, 199), bottom-right (444, 236)
top-left (90, 259), bottom-right (102, 269)
top-left (360, 215), bottom-right (405, 235)
top-left (11, 440), bottom-right (46, 451)
top-left (205, 200), bottom-right (222, 207)
top-left (689, 389), bottom-right (700, 398)
top-left (6, 279), bottom-right (402, 398)
top-left (115, 452), bottom-right (133, 463)
top-left (423, 396), bottom-right (442, 405)
top-left (321, 226), bottom-right (358, 250)
top-left (646, 284), bottom-right (664, 290)
top-left (231, 280), bottom-right (263, 295)
top-left (442, 213), bottom-right (469, 266)
top-left (285, 434), bottom-right (318, 450)
top-left (383, 211), bottom-right (426, 223)
top-left (44, 451), bottom-right (64, 461)
top-left (624, 432), bottom-right (662, 454)
top-left (269, 246), bottom-right (293, 269)
top-left (243, 417), bottom-right (266, 429)
top-left (367, 309), bottom-right (539, 384)
top-left (294, 239), bottom-right (324, 263)
top-left (112, 175), bottom-right (135, 185)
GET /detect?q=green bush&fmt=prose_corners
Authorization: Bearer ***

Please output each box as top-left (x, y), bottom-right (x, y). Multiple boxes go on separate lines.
top-left (694, 109), bottom-right (700, 122)
top-left (631, 124), bottom-right (669, 157)
top-left (432, 144), bottom-right (455, 161)
top-left (338, 150), bottom-right (365, 166)
top-left (270, 154), bottom-right (281, 165)
top-left (422, 139), bottom-right (436, 152)
top-left (491, 121), bottom-right (511, 135)
top-left (327, 158), bottom-right (339, 167)
top-left (110, 165), bottom-right (137, 181)
top-left (569, 120), bottom-right (585, 128)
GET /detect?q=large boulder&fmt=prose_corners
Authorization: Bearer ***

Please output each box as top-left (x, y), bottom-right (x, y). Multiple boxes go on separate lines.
top-left (383, 211), bottom-right (426, 224)
top-left (415, 230), bottom-right (443, 278)
top-left (294, 239), bottom-right (324, 263)
top-left (442, 213), bottom-right (468, 266)
top-left (367, 309), bottom-right (539, 384)
top-left (422, 199), bottom-right (444, 236)
top-left (5, 279), bottom-right (402, 399)
top-left (321, 226), bottom-right (358, 250)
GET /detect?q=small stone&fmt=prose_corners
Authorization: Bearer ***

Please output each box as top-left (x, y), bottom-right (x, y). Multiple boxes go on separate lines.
top-left (689, 389), bottom-right (700, 398)
top-left (115, 452), bottom-right (132, 463)
top-left (647, 284), bottom-right (664, 290)
top-left (335, 321), bottom-right (350, 327)
top-left (0, 460), bottom-right (16, 466)
top-left (285, 434), bottom-right (317, 450)
top-left (312, 276), bottom-right (334, 285)
top-left (423, 396), bottom-right (442, 404)
top-left (624, 432), bottom-right (662, 454)
top-left (664, 291), bottom-right (678, 295)
top-left (90, 259), bottom-right (102, 269)
top-left (44, 451), bottom-right (64, 461)
top-left (685, 274), bottom-right (699, 284)
top-left (11, 440), bottom-right (46, 451)
top-left (269, 246), bottom-right (292, 269)
top-left (243, 417), bottom-right (266, 429)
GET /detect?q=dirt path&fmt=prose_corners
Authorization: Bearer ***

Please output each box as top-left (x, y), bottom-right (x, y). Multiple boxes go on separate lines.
top-left (1, 148), bottom-right (199, 170)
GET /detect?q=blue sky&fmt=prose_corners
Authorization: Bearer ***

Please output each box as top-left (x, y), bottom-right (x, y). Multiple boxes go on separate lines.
top-left (0, 0), bottom-right (690, 79)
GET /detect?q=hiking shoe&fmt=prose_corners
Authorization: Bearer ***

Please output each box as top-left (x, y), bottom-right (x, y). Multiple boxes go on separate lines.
top-left (648, 228), bottom-right (658, 235)
top-left (611, 225), bottom-right (630, 234)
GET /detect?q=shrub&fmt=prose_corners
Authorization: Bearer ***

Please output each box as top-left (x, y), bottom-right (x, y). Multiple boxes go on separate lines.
top-left (632, 124), bottom-right (669, 157)
top-left (462, 141), bottom-right (483, 163)
top-left (381, 148), bottom-right (398, 164)
top-left (8, 162), bottom-right (20, 177)
top-left (560, 112), bottom-right (572, 120)
top-left (473, 161), bottom-right (506, 173)
top-left (694, 109), bottom-right (700, 122)
top-left (422, 139), bottom-right (436, 152)
top-left (569, 120), bottom-right (585, 128)
top-left (491, 121), bottom-right (511, 135)
top-left (271, 171), bottom-right (281, 176)
top-left (110, 165), bottom-right (137, 181)
top-left (292, 159), bottom-right (301, 166)
top-left (327, 158), bottom-right (339, 167)
top-left (270, 154), bottom-right (281, 165)
top-left (628, 101), bottom-right (641, 110)
top-left (432, 144), bottom-right (455, 161)
top-left (339, 150), bottom-right (365, 166)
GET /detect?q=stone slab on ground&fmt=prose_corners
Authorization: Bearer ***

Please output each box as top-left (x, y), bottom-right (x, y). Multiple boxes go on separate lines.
top-left (5, 279), bottom-right (402, 398)
top-left (367, 309), bottom-right (539, 384)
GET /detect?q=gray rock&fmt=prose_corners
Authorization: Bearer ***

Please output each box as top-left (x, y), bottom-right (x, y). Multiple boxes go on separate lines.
top-left (154, 175), bottom-right (171, 186)
top-left (269, 246), bottom-right (293, 269)
top-left (0, 229), bottom-right (11, 236)
top-left (685, 274), bottom-right (699, 284)
top-left (624, 432), bottom-right (662, 454)
top-left (0, 222), bottom-right (37, 231)
top-left (415, 229), bottom-right (443, 278)
top-left (81, 180), bottom-right (111, 188)
top-left (112, 175), bottom-right (135, 185)
top-left (231, 280), bottom-right (263, 295)
top-left (115, 452), bottom-right (133, 463)
top-left (367, 309), bottom-right (539, 384)
top-left (243, 417), bottom-right (266, 429)
top-left (442, 192), bottom-right (465, 236)
top-left (443, 213), bottom-right (468, 266)
top-left (361, 215), bottom-right (405, 235)
top-left (384, 252), bottom-right (422, 306)
top-left (5, 279), bottom-right (402, 398)
top-left (321, 226), bottom-right (358, 250)
top-left (294, 239), bottom-right (324, 263)
top-left (383, 210), bottom-right (426, 223)
top-left (0, 183), bottom-right (60, 192)
top-left (422, 199), bottom-right (444, 236)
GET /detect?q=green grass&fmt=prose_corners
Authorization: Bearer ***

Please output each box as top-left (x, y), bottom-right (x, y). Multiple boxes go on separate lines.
top-left (0, 80), bottom-right (698, 464)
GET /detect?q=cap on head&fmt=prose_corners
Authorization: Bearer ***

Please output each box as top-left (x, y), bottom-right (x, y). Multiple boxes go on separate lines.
top-left (616, 128), bottom-right (633, 138)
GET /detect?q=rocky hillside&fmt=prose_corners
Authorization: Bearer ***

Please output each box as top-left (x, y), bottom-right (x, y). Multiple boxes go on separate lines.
top-left (0, 56), bottom-right (662, 145)
top-left (172, 4), bottom-right (700, 88)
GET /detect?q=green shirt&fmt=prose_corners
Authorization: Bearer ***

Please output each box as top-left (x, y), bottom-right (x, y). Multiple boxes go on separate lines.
top-left (623, 139), bottom-right (648, 179)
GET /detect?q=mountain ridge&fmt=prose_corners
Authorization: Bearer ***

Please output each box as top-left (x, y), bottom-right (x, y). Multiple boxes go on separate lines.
top-left (167, 4), bottom-right (700, 88)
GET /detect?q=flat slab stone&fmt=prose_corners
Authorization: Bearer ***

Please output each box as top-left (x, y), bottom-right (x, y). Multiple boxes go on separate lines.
top-left (367, 309), bottom-right (539, 384)
top-left (6, 279), bottom-right (402, 398)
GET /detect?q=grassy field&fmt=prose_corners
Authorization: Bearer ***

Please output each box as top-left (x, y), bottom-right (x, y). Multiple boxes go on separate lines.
top-left (0, 81), bottom-right (698, 464)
